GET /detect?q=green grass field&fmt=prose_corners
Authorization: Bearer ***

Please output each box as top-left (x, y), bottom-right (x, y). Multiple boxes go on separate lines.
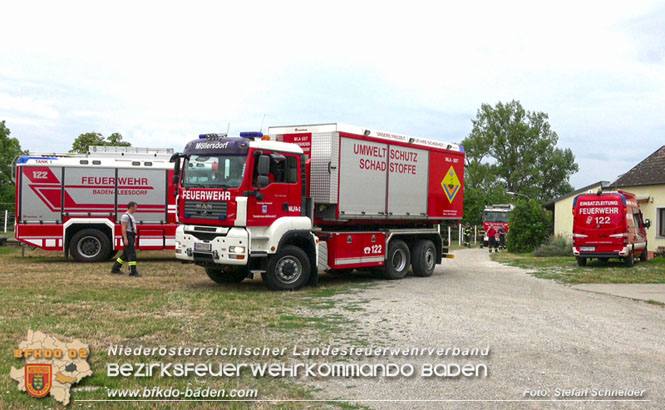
top-left (0, 246), bottom-right (375, 408)
top-left (492, 252), bottom-right (665, 284)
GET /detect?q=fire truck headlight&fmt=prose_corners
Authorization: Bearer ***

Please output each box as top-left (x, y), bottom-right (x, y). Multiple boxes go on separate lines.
top-left (229, 246), bottom-right (245, 254)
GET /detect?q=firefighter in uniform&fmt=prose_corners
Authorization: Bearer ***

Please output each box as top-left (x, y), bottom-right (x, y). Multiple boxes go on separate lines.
top-left (111, 201), bottom-right (141, 276)
top-left (463, 223), bottom-right (472, 247)
top-left (478, 227), bottom-right (486, 248)
top-left (498, 227), bottom-right (506, 250)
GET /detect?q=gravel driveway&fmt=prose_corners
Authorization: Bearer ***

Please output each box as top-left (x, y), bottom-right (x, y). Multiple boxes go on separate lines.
top-left (309, 248), bottom-right (665, 409)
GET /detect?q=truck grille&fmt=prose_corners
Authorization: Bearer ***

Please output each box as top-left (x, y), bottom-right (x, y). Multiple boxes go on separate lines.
top-left (184, 200), bottom-right (228, 220)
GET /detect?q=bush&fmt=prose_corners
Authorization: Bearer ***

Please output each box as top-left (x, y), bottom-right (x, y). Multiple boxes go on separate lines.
top-left (506, 200), bottom-right (551, 253)
top-left (532, 235), bottom-right (573, 257)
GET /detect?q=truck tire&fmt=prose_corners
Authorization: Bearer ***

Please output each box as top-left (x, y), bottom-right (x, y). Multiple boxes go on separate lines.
top-left (640, 244), bottom-right (648, 262)
top-left (625, 251), bottom-right (634, 267)
top-left (69, 229), bottom-right (111, 262)
top-left (412, 240), bottom-right (436, 277)
top-left (383, 239), bottom-right (410, 280)
top-left (106, 249), bottom-right (118, 261)
top-left (576, 256), bottom-right (587, 267)
top-left (262, 245), bottom-right (311, 290)
top-left (205, 266), bottom-right (248, 283)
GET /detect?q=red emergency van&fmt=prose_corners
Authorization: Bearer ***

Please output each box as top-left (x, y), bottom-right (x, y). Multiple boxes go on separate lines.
top-left (572, 190), bottom-right (650, 267)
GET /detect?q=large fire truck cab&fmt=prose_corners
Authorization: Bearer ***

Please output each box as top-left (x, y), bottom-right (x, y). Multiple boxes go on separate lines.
top-left (172, 124), bottom-right (465, 290)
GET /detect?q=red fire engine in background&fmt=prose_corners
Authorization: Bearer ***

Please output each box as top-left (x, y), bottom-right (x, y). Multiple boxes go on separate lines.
top-left (171, 123), bottom-right (465, 290)
top-left (480, 204), bottom-right (513, 248)
top-left (13, 146), bottom-right (178, 262)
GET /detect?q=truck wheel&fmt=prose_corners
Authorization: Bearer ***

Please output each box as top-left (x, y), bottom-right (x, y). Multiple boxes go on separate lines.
top-left (576, 256), bottom-right (587, 267)
top-left (69, 229), bottom-right (110, 262)
top-left (640, 245), bottom-right (648, 262)
top-left (106, 249), bottom-right (118, 261)
top-left (262, 245), bottom-right (311, 290)
top-left (383, 240), bottom-right (410, 280)
top-left (205, 266), bottom-right (248, 283)
top-left (412, 240), bottom-right (436, 277)
top-left (625, 252), bottom-right (634, 267)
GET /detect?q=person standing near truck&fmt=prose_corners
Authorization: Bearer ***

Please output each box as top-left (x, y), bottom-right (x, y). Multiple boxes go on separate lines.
top-left (111, 201), bottom-right (141, 277)
top-left (463, 223), bottom-right (472, 247)
top-left (498, 227), bottom-right (506, 251)
top-left (487, 226), bottom-right (497, 253)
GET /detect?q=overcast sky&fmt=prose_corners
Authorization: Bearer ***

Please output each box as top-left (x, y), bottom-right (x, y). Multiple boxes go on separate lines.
top-left (1, 0), bottom-right (664, 189)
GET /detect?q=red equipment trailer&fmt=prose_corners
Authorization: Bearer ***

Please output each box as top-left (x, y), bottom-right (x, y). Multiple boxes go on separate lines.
top-left (13, 146), bottom-right (178, 262)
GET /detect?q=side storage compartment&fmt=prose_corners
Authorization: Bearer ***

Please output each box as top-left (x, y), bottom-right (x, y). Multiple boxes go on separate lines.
top-left (323, 232), bottom-right (385, 269)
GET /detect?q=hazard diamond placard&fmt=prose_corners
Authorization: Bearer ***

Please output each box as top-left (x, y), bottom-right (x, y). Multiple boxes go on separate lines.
top-left (441, 166), bottom-right (461, 203)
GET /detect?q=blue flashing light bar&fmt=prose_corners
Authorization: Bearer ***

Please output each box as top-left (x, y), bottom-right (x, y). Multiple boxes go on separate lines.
top-left (17, 157), bottom-right (58, 164)
top-left (239, 131), bottom-right (263, 139)
top-left (199, 133), bottom-right (227, 139)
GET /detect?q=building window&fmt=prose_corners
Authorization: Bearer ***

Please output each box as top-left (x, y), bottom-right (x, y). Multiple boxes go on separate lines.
top-left (659, 208), bottom-right (665, 237)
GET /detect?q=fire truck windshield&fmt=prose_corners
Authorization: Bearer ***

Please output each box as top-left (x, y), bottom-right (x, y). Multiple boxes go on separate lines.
top-left (484, 211), bottom-right (510, 223)
top-left (183, 155), bottom-right (247, 188)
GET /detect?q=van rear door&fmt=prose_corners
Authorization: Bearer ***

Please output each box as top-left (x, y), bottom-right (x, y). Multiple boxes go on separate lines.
top-left (574, 195), bottom-right (625, 247)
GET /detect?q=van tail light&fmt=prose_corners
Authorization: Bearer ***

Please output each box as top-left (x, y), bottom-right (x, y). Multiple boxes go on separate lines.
top-left (609, 233), bottom-right (628, 238)
top-left (573, 233), bottom-right (588, 238)
top-left (610, 232), bottom-right (629, 244)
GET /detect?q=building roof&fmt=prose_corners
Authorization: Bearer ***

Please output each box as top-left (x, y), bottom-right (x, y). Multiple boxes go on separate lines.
top-left (543, 181), bottom-right (610, 209)
top-left (611, 145), bottom-right (665, 188)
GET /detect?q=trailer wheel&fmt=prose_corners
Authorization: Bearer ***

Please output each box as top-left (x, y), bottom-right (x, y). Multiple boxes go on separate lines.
top-left (412, 240), bottom-right (436, 277)
top-left (205, 266), bottom-right (248, 283)
top-left (69, 229), bottom-right (111, 262)
top-left (106, 249), bottom-right (118, 261)
top-left (576, 256), bottom-right (587, 267)
top-left (383, 240), bottom-right (410, 280)
top-left (262, 245), bottom-right (310, 290)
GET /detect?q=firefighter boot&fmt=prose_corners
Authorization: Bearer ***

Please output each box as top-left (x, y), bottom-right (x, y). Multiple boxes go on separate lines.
top-left (129, 262), bottom-right (141, 277)
top-left (111, 258), bottom-right (124, 274)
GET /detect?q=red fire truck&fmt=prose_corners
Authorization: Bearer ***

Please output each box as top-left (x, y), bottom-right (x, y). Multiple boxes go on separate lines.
top-left (480, 204), bottom-right (513, 248)
top-left (13, 146), bottom-right (178, 262)
top-left (572, 190), bottom-right (650, 267)
top-left (171, 123), bottom-right (464, 290)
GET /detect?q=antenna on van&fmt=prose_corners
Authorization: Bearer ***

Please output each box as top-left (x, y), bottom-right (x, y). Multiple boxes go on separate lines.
top-left (226, 123), bottom-right (230, 135)
top-left (259, 114), bottom-right (266, 133)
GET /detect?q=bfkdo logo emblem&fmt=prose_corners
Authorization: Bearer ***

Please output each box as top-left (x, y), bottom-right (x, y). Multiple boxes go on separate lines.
top-left (25, 364), bottom-right (52, 398)
top-left (441, 165), bottom-right (461, 203)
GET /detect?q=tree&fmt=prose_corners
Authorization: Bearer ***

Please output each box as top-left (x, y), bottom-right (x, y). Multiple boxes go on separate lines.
top-left (70, 132), bottom-right (130, 153)
top-left (106, 132), bottom-right (131, 147)
top-left (0, 121), bottom-right (26, 212)
top-left (462, 100), bottom-right (578, 203)
top-left (506, 200), bottom-right (552, 252)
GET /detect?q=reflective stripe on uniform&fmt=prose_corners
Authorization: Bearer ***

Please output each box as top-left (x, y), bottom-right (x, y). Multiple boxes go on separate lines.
top-left (116, 258), bottom-right (124, 264)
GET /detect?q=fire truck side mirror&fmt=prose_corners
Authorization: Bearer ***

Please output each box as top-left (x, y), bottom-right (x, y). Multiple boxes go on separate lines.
top-left (645, 219), bottom-right (651, 228)
top-left (171, 154), bottom-right (182, 186)
top-left (257, 155), bottom-right (270, 176)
